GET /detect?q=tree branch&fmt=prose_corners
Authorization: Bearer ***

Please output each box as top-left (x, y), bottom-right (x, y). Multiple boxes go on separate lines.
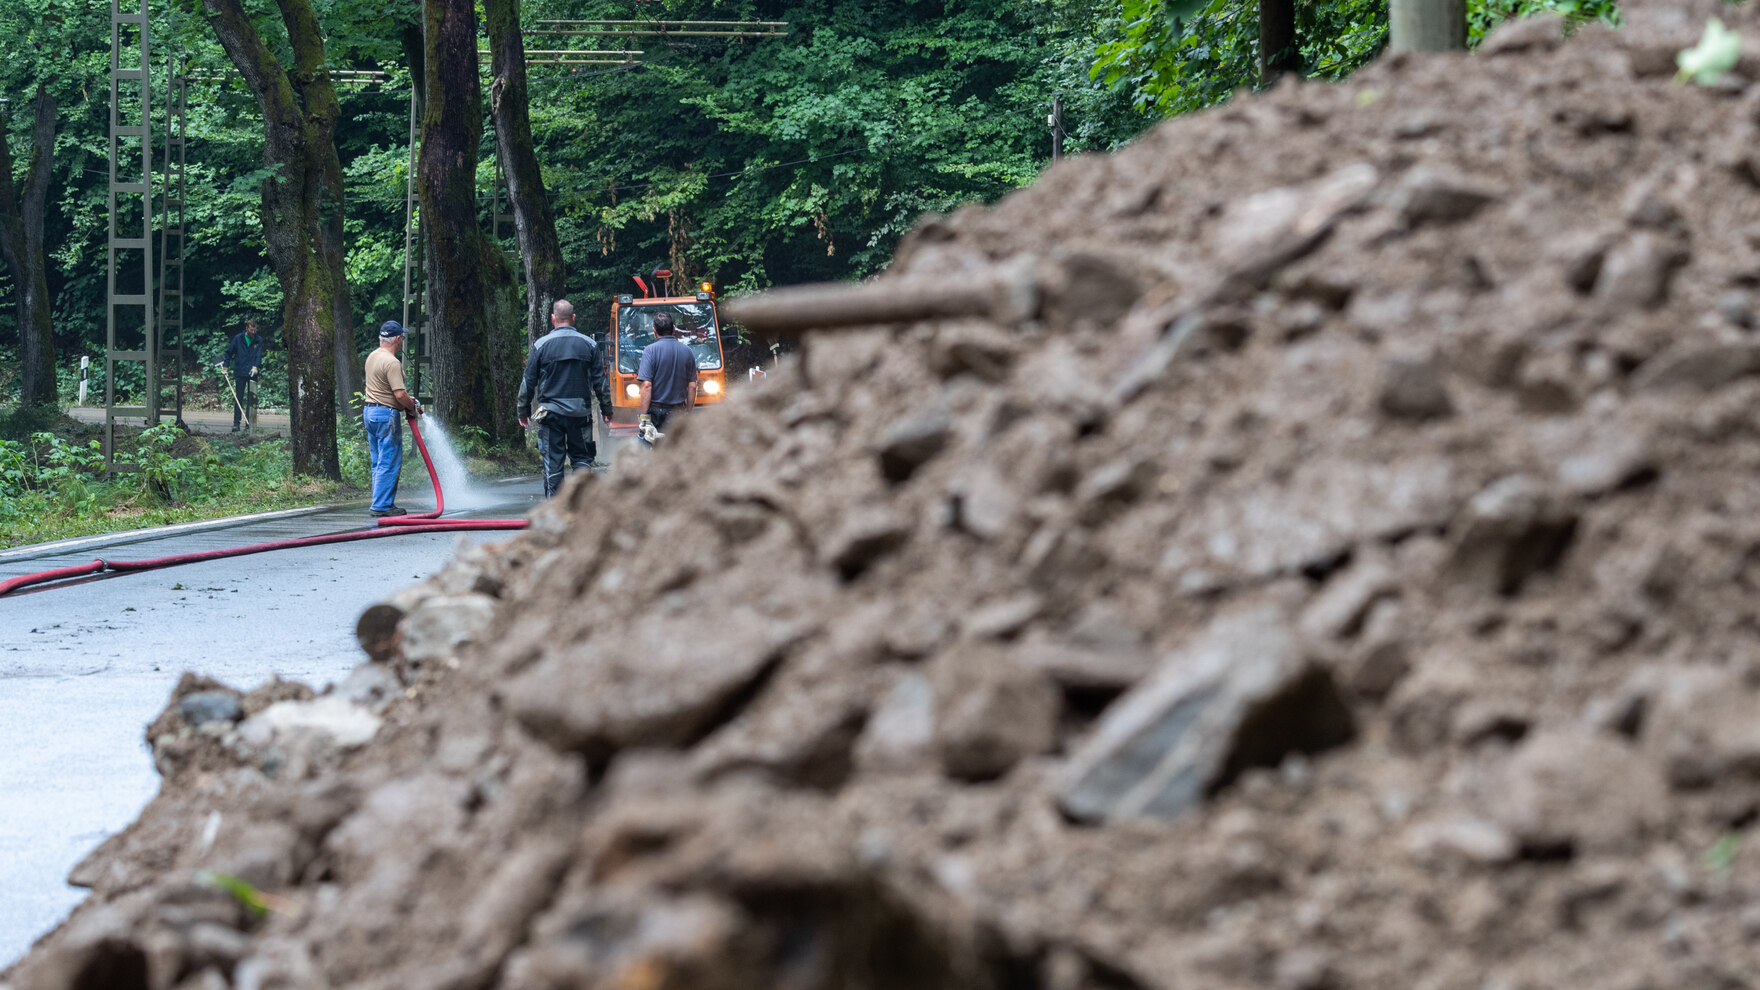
top-left (202, 0), bottom-right (300, 131)
top-left (275, 0), bottom-right (340, 127)
top-left (21, 82), bottom-right (57, 244)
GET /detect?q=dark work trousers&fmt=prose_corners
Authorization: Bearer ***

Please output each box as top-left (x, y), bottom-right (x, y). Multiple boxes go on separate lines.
top-left (649, 402), bottom-right (687, 432)
top-left (537, 414), bottom-right (596, 497)
top-left (231, 373), bottom-right (254, 429)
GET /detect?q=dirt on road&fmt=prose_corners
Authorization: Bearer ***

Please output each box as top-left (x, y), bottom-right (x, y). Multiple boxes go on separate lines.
top-left (13, 1), bottom-right (1760, 987)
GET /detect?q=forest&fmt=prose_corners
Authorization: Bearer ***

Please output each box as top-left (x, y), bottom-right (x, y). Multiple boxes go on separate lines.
top-left (0, 0), bottom-right (1610, 478)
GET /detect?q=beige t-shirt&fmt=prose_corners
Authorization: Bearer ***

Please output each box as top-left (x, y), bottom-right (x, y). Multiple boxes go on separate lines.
top-left (363, 347), bottom-right (407, 407)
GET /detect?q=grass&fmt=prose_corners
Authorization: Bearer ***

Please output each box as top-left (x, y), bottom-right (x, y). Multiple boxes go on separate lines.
top-left (0, 407), bottom-right (367, 550)
top-left (0, 406), bottom-right (541, 550)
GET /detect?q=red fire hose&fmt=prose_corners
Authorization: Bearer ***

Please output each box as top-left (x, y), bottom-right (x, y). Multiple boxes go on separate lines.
top-left (1, 414), bottom-right (528, 597)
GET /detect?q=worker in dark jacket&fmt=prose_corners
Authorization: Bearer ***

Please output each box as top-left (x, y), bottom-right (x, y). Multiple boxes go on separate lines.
top-left (517, 299), bottom-right (612, 498)
top-left (219, 319), bottom-right (266, 432)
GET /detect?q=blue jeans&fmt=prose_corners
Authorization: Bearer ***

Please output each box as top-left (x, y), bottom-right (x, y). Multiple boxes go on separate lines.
top-left (363, 405), bottom-right (402, 511)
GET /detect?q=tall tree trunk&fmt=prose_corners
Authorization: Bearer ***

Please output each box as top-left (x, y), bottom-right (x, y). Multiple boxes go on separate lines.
top-left (1258, 0), bottom-right (1301, 81)
top-left (422, 0), bottom-right (523, 441)
top-left (203, 0), bottom-right (344, 479)
top-left (328, 188), bottom-right (358, 418)
top-left (1389, 0), bottom-right (1465, 51)
top-left (485, 0), bottom-right (567, 346)
top-left (0, 83), bottom-right (58, 408)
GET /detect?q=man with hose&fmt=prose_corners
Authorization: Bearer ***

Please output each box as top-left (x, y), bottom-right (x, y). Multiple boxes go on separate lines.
top-left (518, 299), bottom-right (612, 498)
top-left (363, 321), bottom-right (422, 517)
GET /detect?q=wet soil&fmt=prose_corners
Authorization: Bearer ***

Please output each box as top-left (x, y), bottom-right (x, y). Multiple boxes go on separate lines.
top-left (12, 2), bottom-right (1760, 987)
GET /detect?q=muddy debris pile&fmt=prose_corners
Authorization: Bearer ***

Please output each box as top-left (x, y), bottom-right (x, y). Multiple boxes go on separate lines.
top-left (16, 2), bottom-right (1760, 987)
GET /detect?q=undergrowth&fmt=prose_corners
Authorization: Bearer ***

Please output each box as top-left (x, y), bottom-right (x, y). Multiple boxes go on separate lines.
top-left (0, 412), bottom-right (357, 549)
top-left (0, 407), bottom-right (536, 549)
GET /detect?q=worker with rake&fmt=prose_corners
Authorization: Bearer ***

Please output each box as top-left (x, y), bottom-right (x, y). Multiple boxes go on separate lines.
top-left (218, 318), bottom-right (265, 432)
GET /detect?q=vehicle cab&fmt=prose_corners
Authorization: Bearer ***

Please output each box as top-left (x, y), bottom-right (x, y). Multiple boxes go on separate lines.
top-left (606, 270), bottom-right (727, 425)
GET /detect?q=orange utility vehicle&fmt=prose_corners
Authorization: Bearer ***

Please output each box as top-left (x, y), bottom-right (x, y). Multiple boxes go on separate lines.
top-left (605, 268), bottom-right (727, 427)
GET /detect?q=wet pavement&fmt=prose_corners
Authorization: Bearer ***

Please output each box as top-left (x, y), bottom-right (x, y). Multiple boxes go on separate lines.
top-left (0, 478), bottom-right (544, 966)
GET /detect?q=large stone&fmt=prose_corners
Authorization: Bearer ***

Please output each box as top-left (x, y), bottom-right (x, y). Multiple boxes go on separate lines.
top-left (503, 604), bottom-right (805, 760)
top-left (1013, 630), bottom-right (1154, 692)
top-left (1446, 475), bottom-right (1577, 595)
top-left (1216, 163), bottom-right (1379, 287)
top-left (1393, 166), bottom-right (1502, 227)
top-left (822, 509), bottom-right (913, 580)
top-left (1594, 231), bottom-right (1686, 311)
top-left (179, 691), bottom-right (243, 727)
top-left (692, 672), bottom-right (871, 791)
top-left (1058, 605), bottom-right (1355, 823)
top-left (1480, 728), bottom-right (1666, 855)
top-left (878, 408), bottom-right (953, 483)
top-left (1161, 453), bottom-right (1459, 586)
top-left (400, 592), bottom-right (499, 664)
top-left (1403, 815), bottom-right (1518, 865)
top-left (1632, 341), bottom-right (1760, 392)
top-left (931, 643), bottom-right (1060, 781)
top-left (951, 465), bottom-right (1021, 542)
top-left (238, 695), bottom-right (382, 755)
top-left (336, 661), bottom-right (402, 713)
top-left (1377, 354), bottom-right (1455, 421)
top-left (855, 671), bottom-right (936, 773)
top-left (1298, 554), bottom-right (1397, 642)
top-left (1639, 665), bottom-right (1760, 788)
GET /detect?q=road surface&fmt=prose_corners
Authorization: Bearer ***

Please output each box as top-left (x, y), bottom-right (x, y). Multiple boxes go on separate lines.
top-left (64, 404), bottom-right (291, 435)
top-left (0, 478), bottom-right (543, 966)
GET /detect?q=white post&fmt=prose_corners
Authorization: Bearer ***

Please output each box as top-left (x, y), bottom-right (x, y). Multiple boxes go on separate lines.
top-left (78, 355), bottom-right (90, 406)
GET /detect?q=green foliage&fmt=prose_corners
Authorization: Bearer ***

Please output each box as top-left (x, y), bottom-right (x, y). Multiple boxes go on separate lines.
top-left (192, 869), bottom-right (301, 919)
top-left (1466, 0), bottom-right (1618, 44)
top-left (1094, 0), bottom-right (1389, 115)
top-left (1093, 0), bottom-right (1617, 116)
top-left (0, 416), bottom-right (354, 547)
top-left (525, 0), bottom-right (1151, 298)
top-left (1705, 830), bottom-right (1742, 875)
top-left (0, 400), bottom-right (61, 439)
top-left (337, 397), bottom-right (372, 486)
top-left (5, 0), bottom-right (1157, 403)
top-left (1676, 16), bottom-right (1739, 85)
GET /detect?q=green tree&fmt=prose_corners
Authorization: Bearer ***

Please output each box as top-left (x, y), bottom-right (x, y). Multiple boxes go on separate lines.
top-left (0, 83), bottom-right (58, 408)
top-left (200, 0), bottom-right (349, 478)
top-left (421, 0), bottom-right (522, 440)
top-left (1093, 0), bottom-right (1618, 117)
top-left (487, 0), bottom-right (567, 346)
top-left (0, 0), bottom-right (109, 409)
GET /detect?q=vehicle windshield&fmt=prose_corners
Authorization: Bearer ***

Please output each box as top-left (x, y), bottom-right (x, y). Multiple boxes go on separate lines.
top-left (616, 302), bottom-right (721, 374)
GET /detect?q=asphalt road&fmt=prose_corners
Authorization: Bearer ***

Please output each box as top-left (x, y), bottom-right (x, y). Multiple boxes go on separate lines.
top-left (0, 478), bottom-right (544, 966)
top-left (63, 404), bottom-right (292, 435)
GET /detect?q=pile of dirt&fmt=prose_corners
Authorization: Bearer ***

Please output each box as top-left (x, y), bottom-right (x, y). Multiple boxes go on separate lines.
top-left (16, 2), bottom-right (1760, 986)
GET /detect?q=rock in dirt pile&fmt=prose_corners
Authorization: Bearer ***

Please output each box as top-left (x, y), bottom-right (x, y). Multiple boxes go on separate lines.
top-left (14, 2), bottom-right (1760, 987)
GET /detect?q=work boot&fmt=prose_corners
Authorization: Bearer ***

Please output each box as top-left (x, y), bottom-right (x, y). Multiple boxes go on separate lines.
top-left (369, 506), bottom-right (408, 518)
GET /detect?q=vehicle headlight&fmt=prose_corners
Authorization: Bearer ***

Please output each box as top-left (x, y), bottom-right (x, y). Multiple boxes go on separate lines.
top-left (702, 379), bottom-right (721, 396)
top-left (625, 383), bottom-right (640, 399)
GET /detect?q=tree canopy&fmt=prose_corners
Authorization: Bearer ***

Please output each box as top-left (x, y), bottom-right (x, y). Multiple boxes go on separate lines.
top-left (0, 0), bottom-right (1610, 414)
top-left (0, 0), bottom-right (1149, 407)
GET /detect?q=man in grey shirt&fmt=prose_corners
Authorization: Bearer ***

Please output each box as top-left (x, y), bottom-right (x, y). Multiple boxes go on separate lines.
top-left (518, 299), bottom-right (612, 497)
top-left (637, 312), bottom-right (698, 442)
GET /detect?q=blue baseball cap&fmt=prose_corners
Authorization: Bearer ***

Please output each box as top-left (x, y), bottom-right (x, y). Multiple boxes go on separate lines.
top-left (379, 320), bottom-right (406, 338)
